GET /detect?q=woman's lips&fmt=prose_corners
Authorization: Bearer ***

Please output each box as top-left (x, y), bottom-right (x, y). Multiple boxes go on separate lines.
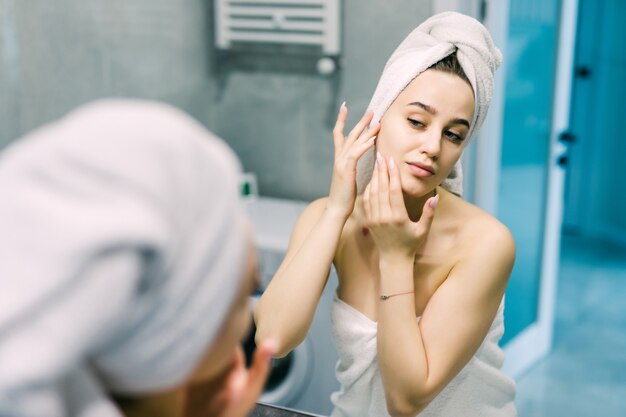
top-left (406, 162), bottom-right (435, 177)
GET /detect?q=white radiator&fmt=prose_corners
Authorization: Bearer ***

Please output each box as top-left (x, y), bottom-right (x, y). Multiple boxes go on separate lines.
top-left (215, 0), bottom-right (341, 54)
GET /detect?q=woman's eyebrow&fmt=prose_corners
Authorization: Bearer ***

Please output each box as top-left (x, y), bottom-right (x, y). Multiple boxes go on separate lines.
top-left (408, 101), bottom-right (437, 114)
top-left (408, 101), bottom-right (470, 128)
top-left (450, 118), bottom-right (470, 128)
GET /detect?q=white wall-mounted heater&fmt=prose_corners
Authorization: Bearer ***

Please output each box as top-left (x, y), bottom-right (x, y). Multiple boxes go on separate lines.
top-left (215, 0), bottom-right (341, 57)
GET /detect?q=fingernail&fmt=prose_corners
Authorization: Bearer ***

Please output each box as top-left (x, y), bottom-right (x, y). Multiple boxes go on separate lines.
top-left (376, 152), bottom-right (383, 165)
top-left (263, 339), bottom-right (278, 357)
top-left (429, 194), bottom-right (440, 209)
top-left (369, 135), bottom-right (377, 143)
top-left (231, 370), bottom-right (247, 390)
top-left (389, 157), bottom-right (395, 171)
top-left (340, 101), bottom-right (346, 110)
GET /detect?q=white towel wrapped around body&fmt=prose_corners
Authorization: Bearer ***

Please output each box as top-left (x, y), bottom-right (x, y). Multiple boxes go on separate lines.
top-left (356, 11), bottom-right (503, 196)
top-left (0, 100), bottom-right (247, 416)
top-left (330, 296), bottom-right (517, 417)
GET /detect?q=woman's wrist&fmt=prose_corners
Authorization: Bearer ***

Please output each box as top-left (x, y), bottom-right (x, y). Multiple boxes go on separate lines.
top-left (378, 253), bottom-right (415, 295)
top-left (323, 202), bottom-right (352, 223)
top-left (379, 251), bottom-right (415, 268)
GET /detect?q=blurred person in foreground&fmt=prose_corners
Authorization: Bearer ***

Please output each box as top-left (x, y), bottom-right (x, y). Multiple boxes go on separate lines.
top-left (0, 99), bottom-right (275, 417)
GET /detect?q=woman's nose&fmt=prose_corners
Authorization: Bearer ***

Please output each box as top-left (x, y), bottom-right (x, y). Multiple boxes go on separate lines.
top-left (419, 130), bottom-right (441, 159)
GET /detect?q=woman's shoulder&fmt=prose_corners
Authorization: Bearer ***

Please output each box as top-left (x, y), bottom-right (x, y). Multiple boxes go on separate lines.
top-left (441, 192), bottom-right (515, 289)
top-left (443, 190), bottom-right (515, 254)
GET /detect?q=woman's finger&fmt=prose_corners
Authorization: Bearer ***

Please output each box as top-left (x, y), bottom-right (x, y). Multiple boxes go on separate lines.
top-left (347, 135), bottom-right (377, 168)
top-left (347, 110), bottom-right (374, 141)
top-left (226, 346), bottom-right (247, 394)
top-left (388, 157), bottom-right (408, 217)
top-left (369, 153), bottom-right (381, 221)
top-left (377, 153), bottom-right (392, 219)
top-left (355, 121), bottom-right (380, 144)
top-left (228, 340), bottom-right (276, 417)
top-left (363, 182), bottom-right (371, 221)
top-left (415, 193), bottom-right (439, 235)
top-left (245, 339), bottom-right (276, 395)
top-left (332, 102), bottom-right (348, 151)
top-left (220, 340), bottom-right (271, 417)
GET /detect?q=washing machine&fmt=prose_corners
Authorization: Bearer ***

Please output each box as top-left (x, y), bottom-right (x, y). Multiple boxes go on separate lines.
top-left (245, 197), bottom-right (340, 416)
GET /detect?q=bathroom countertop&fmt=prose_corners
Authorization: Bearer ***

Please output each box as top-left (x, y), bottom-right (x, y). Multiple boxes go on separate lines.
top-left (249, 402), bottom-right (326, 417)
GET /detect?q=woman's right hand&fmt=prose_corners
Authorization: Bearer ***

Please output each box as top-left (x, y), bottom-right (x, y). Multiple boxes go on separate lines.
top-left (327, 103), bottom-right (380, 219)
top-left (184, 340), bottom-right (276, 417)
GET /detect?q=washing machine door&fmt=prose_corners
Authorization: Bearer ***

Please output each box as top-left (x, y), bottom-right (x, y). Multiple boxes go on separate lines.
top-left (244, 298), bottom-right (313, 408)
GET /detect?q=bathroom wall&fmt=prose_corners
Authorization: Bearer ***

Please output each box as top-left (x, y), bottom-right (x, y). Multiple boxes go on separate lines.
top-left (0, 0), bottom-right (219, 148)
top-left (1, 0), bottom-right (432, 201)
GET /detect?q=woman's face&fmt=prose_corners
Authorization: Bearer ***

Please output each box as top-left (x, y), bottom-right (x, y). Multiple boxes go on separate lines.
top-left (190, 226), bottom-right (259, 383)
top-left (376, 69), bottom-right (475, 196)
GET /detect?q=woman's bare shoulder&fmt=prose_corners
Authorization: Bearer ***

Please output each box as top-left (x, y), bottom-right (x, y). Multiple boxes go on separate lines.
top-left (444, 191), bottom-right (515, 255)
top-left (441, 192), bottom-right (515, 290)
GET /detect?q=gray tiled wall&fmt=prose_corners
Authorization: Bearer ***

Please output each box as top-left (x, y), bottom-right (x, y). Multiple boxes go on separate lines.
top-left (1, 0), bottom-right (432, 200)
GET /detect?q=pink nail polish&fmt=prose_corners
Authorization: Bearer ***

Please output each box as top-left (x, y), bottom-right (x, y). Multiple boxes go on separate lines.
top-left (389, 157), bottom-right (395, 171)
top-left (429, 194), bottom-right (440, 209)
top-left (376, 152), bottom-right (383, 165)
top-left (265, 338), bottom-right (278, 351)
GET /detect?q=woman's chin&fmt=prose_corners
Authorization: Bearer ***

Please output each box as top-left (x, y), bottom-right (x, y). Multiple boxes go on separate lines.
top-left (402, 188), bottom-right (434, 199)
top-left (400, 177), bottom-right (435, 197)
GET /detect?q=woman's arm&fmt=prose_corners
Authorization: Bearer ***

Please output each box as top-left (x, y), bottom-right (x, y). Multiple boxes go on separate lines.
top-left (254, 198), bottom-right (347, 357)
top-left (377, 228), bottom-right (514, 416)
top-left (365, 155), bottom-right (514, 416)
top-left (254, 105), bottom-right (379, 357)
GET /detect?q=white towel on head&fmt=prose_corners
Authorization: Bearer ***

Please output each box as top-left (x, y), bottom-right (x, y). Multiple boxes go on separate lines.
top-left (0, 99), bottom-right (247, 416)
top-left (357, 11), bottom-right (503, 196)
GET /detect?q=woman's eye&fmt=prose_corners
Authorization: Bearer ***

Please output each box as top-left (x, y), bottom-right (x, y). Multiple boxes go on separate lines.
top-left (408, 119), bottom-right (424, 128)
top-left (445, 131), bottom-right (465, 143)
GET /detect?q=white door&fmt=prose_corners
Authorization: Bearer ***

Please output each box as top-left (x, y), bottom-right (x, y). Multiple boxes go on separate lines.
top-left (435, 0), bottom-right (579, 377)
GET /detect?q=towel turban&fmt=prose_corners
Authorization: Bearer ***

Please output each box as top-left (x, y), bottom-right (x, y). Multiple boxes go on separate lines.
top-left (0, 100), bottom-right (247, 416)
top-left (357, 11), bottom-right (503, 196)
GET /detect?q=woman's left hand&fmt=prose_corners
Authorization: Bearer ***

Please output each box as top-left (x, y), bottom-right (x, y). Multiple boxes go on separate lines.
top-left (363, 152), bottom-right (439, 260)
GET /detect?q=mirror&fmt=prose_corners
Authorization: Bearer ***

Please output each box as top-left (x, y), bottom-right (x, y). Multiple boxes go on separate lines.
top-left (7, 1), bottom-right (608, 416)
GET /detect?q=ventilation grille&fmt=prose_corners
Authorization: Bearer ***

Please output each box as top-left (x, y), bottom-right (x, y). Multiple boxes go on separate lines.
top-left (215, 0), bottom-right (340, 54)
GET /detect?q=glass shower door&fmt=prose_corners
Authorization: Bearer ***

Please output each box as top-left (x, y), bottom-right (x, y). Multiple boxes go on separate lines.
top-left (497, 0), bottom-right (578, 376)
top-left (499, 0), bottom-right (562, 344)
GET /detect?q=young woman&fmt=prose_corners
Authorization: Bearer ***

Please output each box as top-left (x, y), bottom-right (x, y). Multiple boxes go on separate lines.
top-left (255, 12), bottom-right (517, 417)
top-left (0, 100), bottom-right (275, 417)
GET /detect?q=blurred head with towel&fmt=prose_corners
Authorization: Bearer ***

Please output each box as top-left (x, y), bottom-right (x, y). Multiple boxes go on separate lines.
top-left (0, 99), bottom-right (274, 417)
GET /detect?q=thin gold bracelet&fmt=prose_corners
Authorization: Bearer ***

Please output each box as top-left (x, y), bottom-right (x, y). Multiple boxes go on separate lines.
top-left (380, 290), bottom-right (414, 301)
